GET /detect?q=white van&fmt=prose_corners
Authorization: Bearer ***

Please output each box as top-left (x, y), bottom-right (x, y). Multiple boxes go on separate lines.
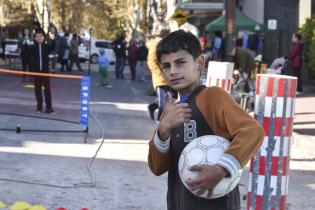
top-left (79, 39), bottom-right (115, 64)
top-left (4, 39), bottom-right (19, 55)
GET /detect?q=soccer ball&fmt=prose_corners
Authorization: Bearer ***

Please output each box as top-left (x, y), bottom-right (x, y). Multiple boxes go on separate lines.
top-left (178, 135), bottom-right (242, 199)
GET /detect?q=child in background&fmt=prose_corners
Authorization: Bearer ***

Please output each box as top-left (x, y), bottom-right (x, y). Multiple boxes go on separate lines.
top-left (31, 29), bottom-right (56, 114)
top-left (98, 48), bottom-right (112, 88)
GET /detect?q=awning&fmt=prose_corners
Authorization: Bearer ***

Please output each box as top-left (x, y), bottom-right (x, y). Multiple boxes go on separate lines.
top-left (205, 8), bottom-right (263, 32)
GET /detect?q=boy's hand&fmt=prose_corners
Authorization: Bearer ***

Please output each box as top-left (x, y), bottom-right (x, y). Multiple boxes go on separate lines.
top-left (158, 92), bottom-right (192, 141)
top-left (186, 165), bottom-right (228, 198)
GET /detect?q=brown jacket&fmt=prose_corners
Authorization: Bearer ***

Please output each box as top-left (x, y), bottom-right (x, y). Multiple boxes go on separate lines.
top-left (147, 38), bottom-right (167, 89)
top-left (148, 86), bottom-right (264, 175)
top-left (148, 86), bottom-right (264, 209)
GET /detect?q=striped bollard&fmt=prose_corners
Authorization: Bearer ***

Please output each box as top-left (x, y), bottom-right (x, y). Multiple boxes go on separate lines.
top-left (206, 61), bottom-right (234, 92)
top-left (247, 74), bottom-right (297, 210)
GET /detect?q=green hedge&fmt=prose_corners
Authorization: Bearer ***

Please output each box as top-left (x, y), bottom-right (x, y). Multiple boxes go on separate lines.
top-left (300, 17), bottom-right (315, 80)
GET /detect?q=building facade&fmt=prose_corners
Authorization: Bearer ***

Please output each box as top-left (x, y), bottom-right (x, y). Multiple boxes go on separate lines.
top-left (167, 0), bottom-right (312, 66)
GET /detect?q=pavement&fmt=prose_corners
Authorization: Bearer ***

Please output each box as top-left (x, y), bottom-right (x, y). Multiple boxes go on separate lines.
top-left (0, 59), bottom-right (314, 210)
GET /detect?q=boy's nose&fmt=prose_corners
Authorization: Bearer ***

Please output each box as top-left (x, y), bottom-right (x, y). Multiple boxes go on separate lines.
top-left (170, 65), bottom-right (178, 74)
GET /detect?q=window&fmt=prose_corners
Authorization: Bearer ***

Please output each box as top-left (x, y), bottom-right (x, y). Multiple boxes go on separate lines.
top-left (95, 41), bottom-right (111, 48)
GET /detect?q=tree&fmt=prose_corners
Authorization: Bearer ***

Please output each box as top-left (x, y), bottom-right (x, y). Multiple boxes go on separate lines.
top-left (0, 0), bottom-right (145, 40)
top-left (300, 17), bottom-right (315, 81)
top-left (146, 0), bottom-right (167, 35)
top-left (0, 0), bottom-right (35, 37)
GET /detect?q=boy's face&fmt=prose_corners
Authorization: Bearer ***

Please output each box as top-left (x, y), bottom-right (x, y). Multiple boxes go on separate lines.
top-left (35, 33), bottom-right (45, 44)
top-left (159, 50), bottom-right (204, 95)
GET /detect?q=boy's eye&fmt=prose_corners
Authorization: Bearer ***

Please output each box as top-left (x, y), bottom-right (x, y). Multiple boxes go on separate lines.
top-left (161, 64), bottom-right (170, 71)
top-left (176, 60), bottom-right (186, 65)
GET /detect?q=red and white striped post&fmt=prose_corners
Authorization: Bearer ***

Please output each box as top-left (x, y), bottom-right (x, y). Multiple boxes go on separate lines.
top-left (247, 74), bottom-right (297, 210)
top-left (206, 61), bottom-right (234, 92)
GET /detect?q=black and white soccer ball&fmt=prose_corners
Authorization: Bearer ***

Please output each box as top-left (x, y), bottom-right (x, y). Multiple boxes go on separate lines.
top-left (178, 135), bottom-right (242, 199)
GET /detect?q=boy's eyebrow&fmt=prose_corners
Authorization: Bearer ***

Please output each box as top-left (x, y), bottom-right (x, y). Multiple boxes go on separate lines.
top-left (161, 57), bottom-right (185, 65)
top-left (174, 57), bottom-right (185, 62)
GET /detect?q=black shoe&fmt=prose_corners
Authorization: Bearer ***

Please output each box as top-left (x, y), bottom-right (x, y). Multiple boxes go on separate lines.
top-left (45, 108), bottom-right (56, 114)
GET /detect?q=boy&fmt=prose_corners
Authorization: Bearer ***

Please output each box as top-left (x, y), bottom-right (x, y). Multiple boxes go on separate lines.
top-left (148, 30), bottom-right (264, 210)
top-left (98, 48), bottom-right (111, 88)
top-left (31, 29), bottom-right (56, 114)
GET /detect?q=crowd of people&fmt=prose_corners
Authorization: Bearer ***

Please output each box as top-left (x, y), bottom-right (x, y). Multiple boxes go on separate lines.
top-left (0, 22), bottom-right (305, 116)
top-left (17, 28), bottom-right (84, 75)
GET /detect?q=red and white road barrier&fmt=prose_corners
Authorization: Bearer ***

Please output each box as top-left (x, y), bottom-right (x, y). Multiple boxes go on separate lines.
top-left (247, 74), bottom-right (297, 210)
top-left (206, 61), bottom-right (234, 92)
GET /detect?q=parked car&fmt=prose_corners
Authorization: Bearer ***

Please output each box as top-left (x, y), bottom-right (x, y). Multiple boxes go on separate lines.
top-left (4, 39), bottom-right (19, 55)
top-left (79, 39), bottom-right (115, 64)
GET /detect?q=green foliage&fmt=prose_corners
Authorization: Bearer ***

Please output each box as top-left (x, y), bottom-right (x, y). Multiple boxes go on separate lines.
top-left (300, 17), bottom-right (315, 80)
top-left (0, 0), bottom-right (35, 37)
top-left (1, 0), bottom-right (140, 40)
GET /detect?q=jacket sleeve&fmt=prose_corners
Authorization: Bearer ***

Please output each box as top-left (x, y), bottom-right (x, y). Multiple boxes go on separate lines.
top-left (285, 44), bottom-right (300, 60)
top-left (196, 87), bottom-right (264, 173)
top-left (148, 130), bottom-right (171, 176)
top-left (147, 40), bottom-right (159, 73)
top-left (147, 39), bottom-right (167, 89)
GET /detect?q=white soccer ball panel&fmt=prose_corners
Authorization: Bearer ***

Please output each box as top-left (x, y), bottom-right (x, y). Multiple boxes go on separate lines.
top-left (186, 147), bottom-right (205, 166)
top-left (199, 136), bottom-right (220, 147)
top-left (205, 148), bottom-right (224, 164)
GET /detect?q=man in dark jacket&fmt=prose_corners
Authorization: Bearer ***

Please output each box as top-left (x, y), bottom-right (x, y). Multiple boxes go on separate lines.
top-left (112, 33), bottom-right (127, 79)
top-left (135, 40), bottom-right (148, 82)
top-left (284, 33), bottom-right (304, 94)
top-left (31, 29), bottom-right (56, 114)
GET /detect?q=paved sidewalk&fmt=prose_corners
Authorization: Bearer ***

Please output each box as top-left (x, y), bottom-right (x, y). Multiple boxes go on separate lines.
top-left (0, 59), bottom-right (314, 209)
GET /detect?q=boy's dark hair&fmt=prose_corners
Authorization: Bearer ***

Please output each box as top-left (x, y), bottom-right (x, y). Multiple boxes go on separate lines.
top-left (156, 30), bottom-right (202, 63)
top-left (34, 29), bottom-right (45, 36)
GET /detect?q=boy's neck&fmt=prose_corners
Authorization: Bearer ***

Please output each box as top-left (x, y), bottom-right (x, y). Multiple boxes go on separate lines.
top-left (178, 81), bottom-right (201, 96)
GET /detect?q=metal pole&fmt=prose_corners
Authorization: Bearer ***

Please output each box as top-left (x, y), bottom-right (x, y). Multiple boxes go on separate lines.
top-left (88, 27), bottom-right (92, 76)
top-left (224, 0), bottom-right (236, 62)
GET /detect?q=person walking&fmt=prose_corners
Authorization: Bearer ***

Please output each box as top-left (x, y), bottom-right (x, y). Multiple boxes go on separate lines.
top-left (135, 40), bottom-right (148, 82)
top-left (69, 33), bottom-right (82, 72)
top-left (98, 48), bottom-right (111, 88)
top-left (284, 33), bottom-right (304, 94)
top-left (112, 33), bottom-right (127, 79)
top-left (127, 39), bottom-right (138, 81)
top-left (211, 32), bottom-right (222, 61)
top-left (59, 33), bottom-right (70, 72)
top-left (18, 28), bottom-right (33, 80)
top-left (30, 29), bottom-right (56, 114)
top-left (0, 27), bottom-right (6, 61)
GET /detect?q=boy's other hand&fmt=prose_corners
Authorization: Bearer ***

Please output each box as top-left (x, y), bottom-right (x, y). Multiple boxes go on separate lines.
top-left (186, 165), bottom-right (228, 198)
top-left (158, 92), bottom-right (192, 141)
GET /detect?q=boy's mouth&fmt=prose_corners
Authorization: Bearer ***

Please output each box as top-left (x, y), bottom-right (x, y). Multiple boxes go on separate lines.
top-left (171, 77), bottom-right (183, 85)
